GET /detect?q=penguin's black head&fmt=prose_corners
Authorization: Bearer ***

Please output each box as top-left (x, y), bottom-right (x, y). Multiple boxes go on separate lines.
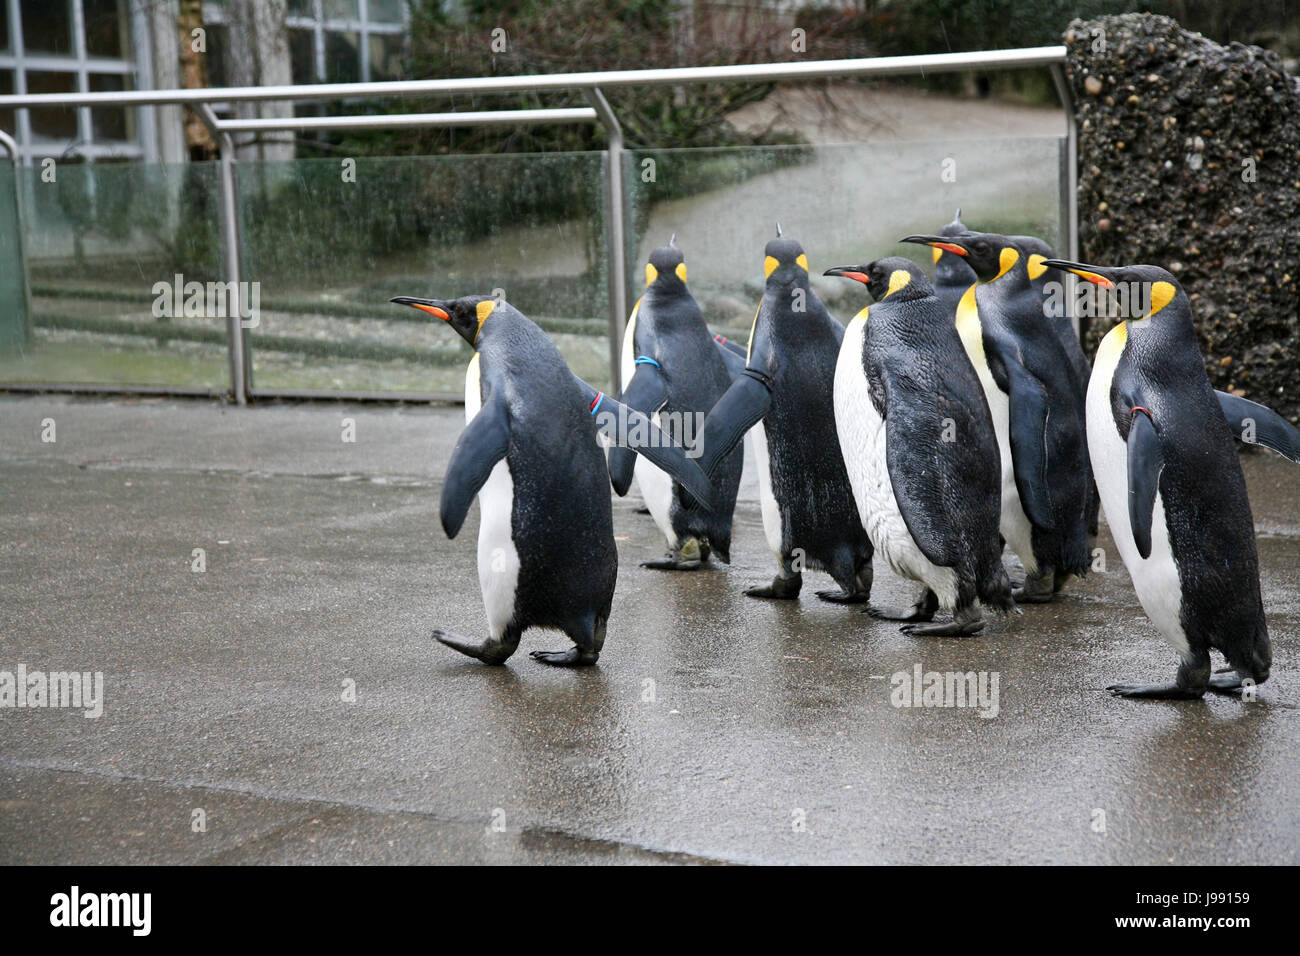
top-left (389, 294), bottom-right (498, 347)
top-left (1010, 234), bottom-right (1059, 283)
top-left (824, 257), bottom-right (934, 302)
top-left (1040, 260), bottom-right (1184, 322)
top-left (900, 230), bottom-right (1018, 283)
top-left (933, 207), bottom-right (969, 264)
top-left (645, 243), bottom-right (687, 289)
top-left (762, 237), bottom-right (810, 285)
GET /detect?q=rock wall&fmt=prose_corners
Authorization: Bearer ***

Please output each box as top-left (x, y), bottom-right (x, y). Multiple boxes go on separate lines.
top-left (1063, 13), bottom-right (1300, 422)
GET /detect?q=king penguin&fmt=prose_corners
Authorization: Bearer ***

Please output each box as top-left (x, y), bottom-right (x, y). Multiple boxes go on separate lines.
top-left (932, 209), bottom-right (977, 314)
top-left (609, 238), bottom-right (743, 570)
top-left (1011, 232), bottom-right (1101, 551)
top-left (389, 294), bottom-right (715, 667)
top-left (695, 229), bottom-right (874, 602)
top-left (1042, 259), bottom-right (1300, 698)
top-left (900, 230), bottom-right (1091, 602)
top-left (824, 257), bottom-right (1014, 635)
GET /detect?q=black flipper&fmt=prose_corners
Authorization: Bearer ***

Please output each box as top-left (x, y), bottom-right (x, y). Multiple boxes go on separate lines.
top-left (1126, 408), bottom-right (1164, 561)
top-left (1215, 390), bottom-right (1300, 462)
top-left (1004, 360), bottom-right (1057, 532)
top-left (441, 389), bottom-right (511, 539)
top-left (574, 375), bottom-right (715, 511)
top-left (696, 368), bottom-right (772, 478)
top-left (713, 335), bottom-right (747, 379)
top-left (607, 359), bottom-right (670, 496)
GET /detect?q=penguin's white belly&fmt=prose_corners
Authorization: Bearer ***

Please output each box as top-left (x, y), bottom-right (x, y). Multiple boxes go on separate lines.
top-left (835, 319), bottom-right (958, 608)
top-left (620, 310), bottom-right (677, 548)
top-left (984, 385), bottom-right (1036, 575)
top-left (634, 420), bottom-right (676, 547)
top-left (751, 420), bottom-right (784, 557)
top-left (465, 355), bottom-right (520, 639)
top-left (1087, 380), bottom-right (1188, 658)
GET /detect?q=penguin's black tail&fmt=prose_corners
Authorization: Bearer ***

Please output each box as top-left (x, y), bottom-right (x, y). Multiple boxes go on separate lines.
top-left (1059, 520), bottom-right (1092, 578)
top-left (975, 550), bottom-right (1016, 616)
top-left (1227, 623), bottom-right (1273, 686)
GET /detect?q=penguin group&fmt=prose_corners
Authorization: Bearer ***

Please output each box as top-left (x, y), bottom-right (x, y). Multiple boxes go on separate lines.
top-left (391, 212), bottom-right (1300, 702)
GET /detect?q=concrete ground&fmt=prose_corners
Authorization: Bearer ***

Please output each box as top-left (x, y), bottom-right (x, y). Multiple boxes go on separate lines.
top-left (1, 394), bottom-right (1298, 865)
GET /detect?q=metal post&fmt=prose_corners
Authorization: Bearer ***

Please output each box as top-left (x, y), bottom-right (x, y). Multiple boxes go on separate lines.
top-left (195, 104), bottom-right (247, 405)
top-left (0, 129), bottom-right (32, 346)
top-left (1050, 62), bottom-right (1082, 344)
top-left (584, 87), bottom-right (628, 394)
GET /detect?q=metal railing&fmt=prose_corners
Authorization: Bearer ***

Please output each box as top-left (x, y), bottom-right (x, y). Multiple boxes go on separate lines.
top-left (0, 47), bottom-right (1077, 405)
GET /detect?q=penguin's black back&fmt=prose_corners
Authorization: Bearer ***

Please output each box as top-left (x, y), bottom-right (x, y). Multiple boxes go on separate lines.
top-left (476, 315), bottom-right (616, 630)
top-left (1111, 305), bottom-right (1267, 673)
top-left (975, 258), bottom-right (1091, 574)
top-left (749, 253), bottom-right (869, 567)
top-left (636, 279), bottom-right (743, 555)
top-left (863, 278), bottom-right (1008, 608)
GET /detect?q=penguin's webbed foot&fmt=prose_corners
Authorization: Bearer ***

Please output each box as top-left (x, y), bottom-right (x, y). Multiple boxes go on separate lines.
top-left (900, 617), bottom-right (985, 638)
top-left (641, 556), bottom-right (703, 571)
top-left (866, 604), bottom-right (931, 621)
top-left (1106, 681), bottom-right (1205, 700)
top-left (432, 628), bottom-right (515, 665)
top-left (529, 648), bottom-right (599, 667)
top-left (745, 577), bottom-right (801, 600)
top-left (1207, 672), bottom-right (1247, 695)
top-left (815, 588), bottom-right (869, 604)
top-left (1012, 570), bottom-right (1056, 605)
top-left (641, 537), bottom-right (706, 571)
top-left (865, 589), bottom-right (939, 622)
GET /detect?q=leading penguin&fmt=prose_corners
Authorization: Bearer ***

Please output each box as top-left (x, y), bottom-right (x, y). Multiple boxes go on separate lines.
top-left (608, 239), bottom-right (744, 570)
top-left (824, 257), bottom-right (1014, 635)
top-left (695, 230), bottom-right (874, 602)
top-left (901, 230), bottom-right (1092, 602)
top-left (1042, 259), bottom-right (1300, 698)
top-left (389, 294), bottom-right (714, 667)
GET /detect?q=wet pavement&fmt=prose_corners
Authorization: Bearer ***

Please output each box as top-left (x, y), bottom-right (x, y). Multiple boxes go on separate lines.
top-left (1, 394), bottom-right (1298, 865)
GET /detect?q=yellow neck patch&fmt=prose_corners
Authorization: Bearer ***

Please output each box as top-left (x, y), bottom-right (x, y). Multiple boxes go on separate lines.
top-left (796, 253), bottom-right (809, 272)
top-left (1095, 318), bottom-right (1128, 371)
top-left (645, 263), bottom-right (658, 287)
top-left (884, 269), bottom-right (911, 299)
top-left (763, 255), bottom-right (779, 279)
top-left (1148, 280), bottom-right (1176, 317)
top-left (993, 246), bottom-right (1019, 281)
top-left (955, 284), bottom-right (987, 373)
top-left (1027, 254), bottom-right (1047, 280)
top-left (475, 299), bottom-right (495, 340)
top-left (675, 262), bottom-right (687, 282)
top-left (931, 246), bottom-right (942, 265)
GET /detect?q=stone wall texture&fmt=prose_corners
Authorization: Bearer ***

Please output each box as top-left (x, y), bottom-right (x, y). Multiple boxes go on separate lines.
top-left (1064, 13), bottom-right (1300, 423)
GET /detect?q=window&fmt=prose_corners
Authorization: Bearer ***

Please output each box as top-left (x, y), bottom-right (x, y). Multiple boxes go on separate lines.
top-left (83, 0), bottom-right (129, 60)
top-left (203, 0), bottom-right (409, 85)
top-left (25, 71), bottom-right (78, 139)
top-left (89, 73), bottom-right (133, 141)
top-left (20, 0), bottom-right (73, 56)
top-left (0, 2), bottom-right (142, 164)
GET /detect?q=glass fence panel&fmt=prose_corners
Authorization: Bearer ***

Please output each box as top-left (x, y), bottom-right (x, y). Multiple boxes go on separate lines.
top-left (626, 137), bottom-right (1064, 343)
top-left (0, 137), bottom-right (1066, 396)
top-left (0, 160), bottom-right (227, 388)
top-left (235, 152), bottom-right (612, 395)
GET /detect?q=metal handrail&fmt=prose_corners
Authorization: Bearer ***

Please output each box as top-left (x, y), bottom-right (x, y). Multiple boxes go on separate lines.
top-left (0, 48), bottom-right (1067, 109)
top-left (216, 107), bottom-right (598, 133)
top-left (0, 47), bottom-right (1075, 404)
